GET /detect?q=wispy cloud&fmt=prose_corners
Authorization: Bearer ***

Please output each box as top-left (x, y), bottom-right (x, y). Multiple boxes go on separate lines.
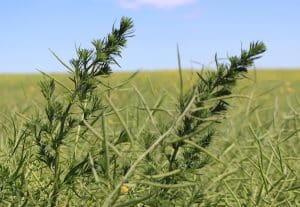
top-left (118, 0), bottom-right (197, 9)
top-left (183, 8), bottom-right (201, 20)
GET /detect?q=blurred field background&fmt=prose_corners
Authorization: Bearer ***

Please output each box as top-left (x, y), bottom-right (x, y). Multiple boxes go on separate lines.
top-left (0, 69), bottom-right (300, 131)
top-left (1, 69), bottom-right (300, 114)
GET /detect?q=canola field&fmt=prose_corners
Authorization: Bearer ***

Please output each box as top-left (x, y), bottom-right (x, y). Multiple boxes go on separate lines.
top-left (0, 69), bottom-right (299, 206)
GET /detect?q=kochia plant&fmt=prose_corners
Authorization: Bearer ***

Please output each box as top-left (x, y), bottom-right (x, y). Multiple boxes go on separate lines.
top-left (170, 42), bottom-right (267, 172)
top-left (22, 17), bottom-right (134, 206)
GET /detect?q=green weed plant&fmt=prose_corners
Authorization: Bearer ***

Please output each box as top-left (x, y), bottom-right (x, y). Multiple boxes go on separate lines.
top-left (0, 17), bottom-right (299, 207)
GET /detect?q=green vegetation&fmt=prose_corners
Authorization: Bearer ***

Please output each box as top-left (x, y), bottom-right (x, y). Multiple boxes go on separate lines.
top-left (0, 17), bottom-right (299, 206)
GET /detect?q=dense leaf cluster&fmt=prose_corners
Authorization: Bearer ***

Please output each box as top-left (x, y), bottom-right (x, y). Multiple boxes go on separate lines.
top-left (24, 17), bottom-right (134, 206)
top-left (167, 42), bottom-right (267, 172)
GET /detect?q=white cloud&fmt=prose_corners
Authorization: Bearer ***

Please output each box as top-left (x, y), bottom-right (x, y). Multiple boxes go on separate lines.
top-left (118, 0), bottom-right (197, 9)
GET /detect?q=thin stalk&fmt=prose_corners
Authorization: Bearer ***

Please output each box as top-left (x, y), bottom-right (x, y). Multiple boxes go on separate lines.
top-left (169, 47), bottom-right (185, 172)
top-left (183, 139), bottom-right (225, 165)
top-left (142, 169), bottom-right (181, 179)
top-left (137, 96), bottom-right (165, 137)
top-left (51, 147), bottom-right (61, 207)
top-left (114, 194), bottom-right (153, 207)
top-left (132, 85), bottom-right (161, 134)
top-left (37, 69), bottom-right (72, 93)
top-left (105, 95), bottom-right (135, 145)
top-left (168, 144), bottom-right (180, 171)
top-left (135, 180), bottom-right (196, 188)
top-left (51, 100), bottom-right (74, 206)
top-left (74, 100), bottom-right (88, 159)
top-left (102, 114), bottom-right (111, 182)
top-left (177, 44), bottom-right (184, 111)
top-left (102, 94), bottom-right (196, 207)
top-left (224, 181), bottom-right (242, 207)
top-left (88, 153), bottom-right (100, 183)
top-left (82, 119), bottom-right (122, 157)
top-left (249, 124), bottom-right (269, 193)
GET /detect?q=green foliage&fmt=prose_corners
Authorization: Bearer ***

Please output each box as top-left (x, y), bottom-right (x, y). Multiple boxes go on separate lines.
top-left (7, 17), bottom-right (134, 206)
top-left (169, 42), bottom-right (267, 172)
top-left (0, 16), bottom-right (299, 207)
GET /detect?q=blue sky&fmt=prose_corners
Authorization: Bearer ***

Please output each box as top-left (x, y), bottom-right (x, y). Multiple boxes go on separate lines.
top-left (0, 0), bottom-right (299, 73)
